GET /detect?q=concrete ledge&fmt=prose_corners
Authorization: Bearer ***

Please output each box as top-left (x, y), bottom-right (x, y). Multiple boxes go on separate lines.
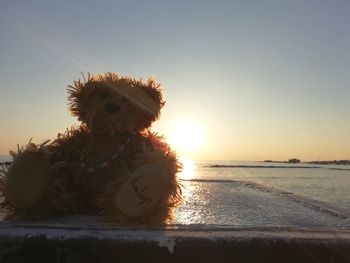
top-left (1, 219), bottom-right (350, 263)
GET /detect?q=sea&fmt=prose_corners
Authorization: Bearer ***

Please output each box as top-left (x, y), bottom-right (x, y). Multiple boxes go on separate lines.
top-left (1, 155), bottom-right (350, 227)
top-left (172, 159), bottom-right (350, 227)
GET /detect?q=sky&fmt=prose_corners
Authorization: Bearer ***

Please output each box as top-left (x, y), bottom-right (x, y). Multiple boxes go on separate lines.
top-left (0, 0), bottom-right (349, 161)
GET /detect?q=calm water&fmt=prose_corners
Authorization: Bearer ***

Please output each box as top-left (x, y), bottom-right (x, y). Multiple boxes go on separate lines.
top-left (171, 159), bottom-right (350, 226)
top-left (181, 160), bottom-right (350, 211)
top-left (1, 156), bottom-right (350, 226)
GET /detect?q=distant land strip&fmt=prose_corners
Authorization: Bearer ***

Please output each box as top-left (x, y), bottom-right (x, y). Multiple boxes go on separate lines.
top-left (307, 160), bottom-right (350, 165)
top-left (207, 165), bottom-right (321, 169)
top-left (207, 165), bottom-right (350, 171)
top-left (264, 160), bottom-right (350, 165)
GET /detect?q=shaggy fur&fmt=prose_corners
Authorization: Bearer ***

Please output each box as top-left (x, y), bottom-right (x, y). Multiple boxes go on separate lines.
top-left (0, 73), bottom-right (181, 224)
top-left (67, 73), bottom-right (165, 135)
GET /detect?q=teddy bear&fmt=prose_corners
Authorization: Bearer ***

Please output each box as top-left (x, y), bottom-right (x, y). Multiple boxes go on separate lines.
top-left (0, 73), bottom-right (182, 224)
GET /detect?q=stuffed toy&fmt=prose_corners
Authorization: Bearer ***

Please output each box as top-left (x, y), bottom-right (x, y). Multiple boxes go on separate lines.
top-left (0, 73), bottom-right (182, 224)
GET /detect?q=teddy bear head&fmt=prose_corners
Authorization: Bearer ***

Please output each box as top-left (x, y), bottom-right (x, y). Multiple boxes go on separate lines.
top-left (67, 73), bottom-right (164, 135)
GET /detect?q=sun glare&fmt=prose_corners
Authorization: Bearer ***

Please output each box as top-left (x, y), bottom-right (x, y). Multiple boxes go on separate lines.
top-left (178, 157), bottom-right (195, 180)
top-left (169, 119), bottom-right (203, 152)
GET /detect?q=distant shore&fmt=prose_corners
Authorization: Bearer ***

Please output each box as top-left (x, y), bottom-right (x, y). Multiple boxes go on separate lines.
top-left (208, 164), bottom-right (321, 169)
top-left (263, 160), bottom-right (350, 166)
top-left (306, 160), bottom-right (350, 165)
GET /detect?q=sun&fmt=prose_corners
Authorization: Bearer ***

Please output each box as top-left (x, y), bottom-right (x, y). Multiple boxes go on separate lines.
top-left (169, 119), bottom-right (204, 152)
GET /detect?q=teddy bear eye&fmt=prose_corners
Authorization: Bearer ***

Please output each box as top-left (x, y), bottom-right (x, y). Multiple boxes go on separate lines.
top-left (100, 92), bottom-right (110, 101)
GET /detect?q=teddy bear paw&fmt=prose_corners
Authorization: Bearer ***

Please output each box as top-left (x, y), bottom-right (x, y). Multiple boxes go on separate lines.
top-left (5, 151), bottom-right (51, 209)
top-left (114, 163), bottom-right (169, 217)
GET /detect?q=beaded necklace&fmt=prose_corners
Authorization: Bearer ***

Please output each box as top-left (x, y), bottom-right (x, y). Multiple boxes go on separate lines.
top-left (80, 137), bottom-right (131, 173)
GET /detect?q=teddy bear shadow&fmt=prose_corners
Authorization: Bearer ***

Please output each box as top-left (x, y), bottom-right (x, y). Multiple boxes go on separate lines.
top-left (0, 73), bottom-right (182, 225)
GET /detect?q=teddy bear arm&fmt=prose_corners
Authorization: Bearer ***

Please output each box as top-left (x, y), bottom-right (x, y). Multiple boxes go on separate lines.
top-left (4, 150), bottom-right (51, 211)
top-left (100, 144), bottom-right (180, 223)
top-left (2, 146), bottom-right (75, 219)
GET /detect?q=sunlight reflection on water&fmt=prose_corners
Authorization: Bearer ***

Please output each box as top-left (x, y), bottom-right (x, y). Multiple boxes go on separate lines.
top-left (177, 157), bottom-right (195, 180)
top-left (173, 158), bottom-right (206, 224)
top-left (173, 182), bottom-right (200, 224)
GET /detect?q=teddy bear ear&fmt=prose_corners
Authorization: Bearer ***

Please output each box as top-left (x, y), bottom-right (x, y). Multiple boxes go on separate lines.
top-left (128, 77), bottom-right (165, 129)
top-left (67, 73), bottom-right (92, 119)
top-left (142, 78), bottom-right (165, 118)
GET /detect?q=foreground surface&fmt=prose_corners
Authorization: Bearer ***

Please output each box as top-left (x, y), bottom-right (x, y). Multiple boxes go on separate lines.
top-left (0, 216), bottom-right (350, 263)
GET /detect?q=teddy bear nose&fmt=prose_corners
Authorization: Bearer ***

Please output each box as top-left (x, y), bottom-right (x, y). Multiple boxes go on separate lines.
top-left (104, 103), bottom-right (120, 114)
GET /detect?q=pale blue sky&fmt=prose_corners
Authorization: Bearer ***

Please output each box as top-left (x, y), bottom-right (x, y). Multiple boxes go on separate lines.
top-left (0, 1), bottom-right (349, 161)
